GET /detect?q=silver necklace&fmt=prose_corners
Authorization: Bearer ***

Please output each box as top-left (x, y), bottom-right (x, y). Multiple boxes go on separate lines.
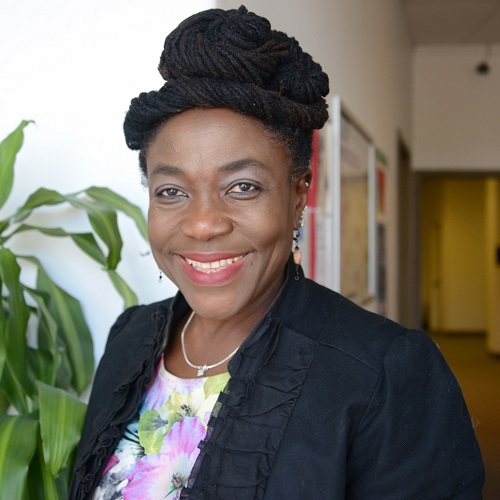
top-left (181, 311), bottom-right (241, 377)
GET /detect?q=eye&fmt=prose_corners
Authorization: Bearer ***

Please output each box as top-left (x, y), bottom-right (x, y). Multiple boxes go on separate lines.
top-left (156, 186), bottom-right (188, 200)
top-left (227, 182), bottom-right (260, 196)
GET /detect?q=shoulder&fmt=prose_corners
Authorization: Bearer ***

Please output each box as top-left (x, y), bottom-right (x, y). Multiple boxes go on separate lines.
top-left (294, 278), bottom-right (420, 366)
top-left (105, 297), bottom-right (174, 348)
top-left (91, 297), bottom-right (175, 390)
top-left (82, 297), bottom-right (175, 430)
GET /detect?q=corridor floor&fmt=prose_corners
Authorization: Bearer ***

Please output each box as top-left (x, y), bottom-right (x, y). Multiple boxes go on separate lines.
top-left (431, 334), bottom-right (500, 499)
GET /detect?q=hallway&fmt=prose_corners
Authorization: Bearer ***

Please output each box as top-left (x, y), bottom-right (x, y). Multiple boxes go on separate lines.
top-left (431, 334), bottom-right (500, 499)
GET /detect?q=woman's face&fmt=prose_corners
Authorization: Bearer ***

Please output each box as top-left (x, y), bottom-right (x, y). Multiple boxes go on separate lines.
top-left (146, 108), bottom-right (309, 321)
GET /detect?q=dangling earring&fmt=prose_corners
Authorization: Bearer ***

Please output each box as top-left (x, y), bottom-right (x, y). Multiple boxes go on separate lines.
top-left (158, 269), bottom-right (163, 283)
top-left (293, 207), bottom-right (306, 281)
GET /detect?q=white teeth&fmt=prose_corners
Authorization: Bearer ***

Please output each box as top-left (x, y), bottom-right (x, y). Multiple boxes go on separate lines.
top-left (185, 255), bottom-right (244, 273)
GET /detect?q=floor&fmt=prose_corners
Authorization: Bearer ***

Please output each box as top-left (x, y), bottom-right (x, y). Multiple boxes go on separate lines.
top-left (431, 333), bottom-right (500, 499)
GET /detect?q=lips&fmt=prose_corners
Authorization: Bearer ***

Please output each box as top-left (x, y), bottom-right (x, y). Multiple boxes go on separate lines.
top-left (184, 254), bottom-right (245, 274)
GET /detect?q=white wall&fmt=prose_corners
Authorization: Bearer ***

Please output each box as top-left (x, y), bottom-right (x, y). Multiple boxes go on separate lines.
top-left (0, 0), bottom-right (213, 363)
top-left (217, 0), bottom-right (413, 320)
top-left (413, 45), bottom-right (500, 171)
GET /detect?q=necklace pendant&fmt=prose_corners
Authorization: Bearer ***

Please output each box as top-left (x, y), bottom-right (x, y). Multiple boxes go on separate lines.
top-left (197, 365), bottom-right (208, 377)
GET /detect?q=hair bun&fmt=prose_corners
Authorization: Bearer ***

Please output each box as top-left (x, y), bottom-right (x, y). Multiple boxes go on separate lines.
top-left (269, 35), bottom-right (329, 105)
top-left (124, 5), bottom-right (329, 151)
top-left (159, 6), bottom-right (289, 86)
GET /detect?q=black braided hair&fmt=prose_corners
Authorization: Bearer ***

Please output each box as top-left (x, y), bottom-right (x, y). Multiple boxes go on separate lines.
top-left (124, 5), bottom-right (329, 180)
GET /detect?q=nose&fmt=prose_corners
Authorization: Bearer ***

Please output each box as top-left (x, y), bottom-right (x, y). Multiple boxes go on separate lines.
top-left (180, 196), bottom-right (233, 241)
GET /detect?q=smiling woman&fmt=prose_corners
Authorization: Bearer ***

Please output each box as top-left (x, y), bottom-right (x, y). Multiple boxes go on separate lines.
top-left (69, 6), bottom-right (484, 500)
top-left (147, 109), bottom-right (303, 328)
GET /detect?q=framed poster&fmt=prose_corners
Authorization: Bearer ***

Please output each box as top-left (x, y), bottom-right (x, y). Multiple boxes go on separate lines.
top-left (331, 96), bottom-right (375, 305)
top-left (375, 149), bottom-right (389, 315)
top-left (301, 96), bottom-right (377, 307)
top-left (301, 127), bottom-right (334, 288)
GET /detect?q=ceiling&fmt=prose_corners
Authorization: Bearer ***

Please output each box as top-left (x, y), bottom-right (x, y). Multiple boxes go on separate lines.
top-left (401, 0), bottom-right (500, 44)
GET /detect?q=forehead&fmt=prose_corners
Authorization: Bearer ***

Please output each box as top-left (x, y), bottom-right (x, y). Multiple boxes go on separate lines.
top-left (146, 108), bottom-right (290, 176)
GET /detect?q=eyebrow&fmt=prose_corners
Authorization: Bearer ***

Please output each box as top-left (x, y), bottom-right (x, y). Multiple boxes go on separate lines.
top-left (149, 165), bottom-right (183, 177)
top-left (220, 158), bottom-right (269, 173)
top-left (149, 158), bottom-right (269, 177)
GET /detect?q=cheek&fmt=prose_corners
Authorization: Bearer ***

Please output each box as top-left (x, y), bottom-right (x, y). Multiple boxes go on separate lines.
top-left (240, 198), bottom-right (295, 251)
top-left (147, 206), bottom-right (171, 252)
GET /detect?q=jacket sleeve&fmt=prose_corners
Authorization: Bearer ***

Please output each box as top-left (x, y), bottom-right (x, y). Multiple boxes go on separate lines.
top-left (346, 329), bottom-right (484, 499)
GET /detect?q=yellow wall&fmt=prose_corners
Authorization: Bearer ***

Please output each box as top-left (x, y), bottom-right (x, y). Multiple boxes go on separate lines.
top-left (485, 179), bottom-right (500, 353)
top-left (421, 178), bottom-right (488, 332)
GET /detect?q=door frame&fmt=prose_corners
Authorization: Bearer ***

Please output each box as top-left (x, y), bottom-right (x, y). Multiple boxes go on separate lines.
top-left (397, 132), bottom-right (421, 328)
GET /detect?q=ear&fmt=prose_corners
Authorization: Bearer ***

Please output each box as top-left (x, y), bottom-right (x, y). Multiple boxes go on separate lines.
top-left (293, 170), bottom-right (312, 229)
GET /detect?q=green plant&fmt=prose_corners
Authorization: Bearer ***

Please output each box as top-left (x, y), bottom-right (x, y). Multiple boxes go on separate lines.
top-left (0, 121), bottom-right (148, 498)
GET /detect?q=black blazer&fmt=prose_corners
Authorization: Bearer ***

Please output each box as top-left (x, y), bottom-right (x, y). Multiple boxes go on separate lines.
top-left (70, 262), bottom-right (484, 499)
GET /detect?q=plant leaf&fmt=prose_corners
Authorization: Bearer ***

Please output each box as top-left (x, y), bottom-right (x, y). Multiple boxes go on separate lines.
top-left (23, 285), bottom-right (58, 356)
top-left (0, 248), bottom-right (33, 409)
top-left (0, 248), bottom-right (30, 348)
top-left (9, 224), bottom-right (107, 266)
top-left (26, 258), bottom-right (94, 394)
top-left (10, 187), bottom-right (67, 225)
top-left (24, 286), bottom-right (66, 391)
top-left (0, 359), bottom-right (31, 414)
top-left (66, 196), bottom-right (122, 270)
top-left (107, 269), bottom-right (139, 308)
top-left (0, 414), bottom-right (38, 499)
top-left (37, 381), bottom-right (86, 478)
top-left (0, 120), bottom-right (33, 210)
top-left (28, 348), bottom-right (60, 388)
top-left (86, 186), bottom-right (148, 241)
top-left (19, 187), bottom-right (66, 210)
top-left (70, 232), bottom-right (107, 265)
top-left (27, 439), bottom-right (66, 500)
top-left (0, 219), bottom-right (9, 236)
top-left (0, 391), bottom-right (9, 414)
top-left (0, 276), bottom-right (6, 382)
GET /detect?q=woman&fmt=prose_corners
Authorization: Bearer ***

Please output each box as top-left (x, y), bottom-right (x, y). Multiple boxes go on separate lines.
top-left (70, 6), bottom-right (484, 499)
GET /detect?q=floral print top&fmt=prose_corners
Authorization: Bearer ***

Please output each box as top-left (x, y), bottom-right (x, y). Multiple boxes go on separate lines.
top-left (93, 357), bottom-right (230, 500)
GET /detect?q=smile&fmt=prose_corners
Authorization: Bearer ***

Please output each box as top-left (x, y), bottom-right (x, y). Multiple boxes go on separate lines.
top-left (184, 255), bottom-right (245, 274)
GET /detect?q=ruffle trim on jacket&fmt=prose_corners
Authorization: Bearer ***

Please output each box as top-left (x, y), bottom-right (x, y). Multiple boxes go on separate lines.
top-left (183, 318), bottom-right (318, 499)
top-left (73, 309), bottom-right (170, 500)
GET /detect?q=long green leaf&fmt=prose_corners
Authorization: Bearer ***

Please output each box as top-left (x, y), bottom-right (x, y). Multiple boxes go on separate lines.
top-left (27, 438), bottom-right (65, 500)
top-left (19, 187), bottom-right (66, 210)
top-left (0, 248), bottom-right (30, 347)
top-left (24, 287), bottom-right (66, 390)
top-left (0, 248), bottom-right (33, 408)
top-left (0, 391), bottom-right (8, 414)
top-left (66, 196), bottom-right (122, 269)
top-left (0, 219), bottom-right (9, 236)
top-left (0, 414), bottom-right (38, 500)
top-left (28, 348), bottom-right (60, 388)
top-left (107, 269), bottom-right (139, 308)
top-left (27, 258), bottom-right (94, 394)
top-left (37, 382), bottom-right (86, 477)
top-left (86, 186), bottom-right (148, 241)
top-left (0, 120), bottom-right (33, 210)
top-left (0, 275), bottom-right (6, 382)
top-left (7, 224), bottom-right (107, 265)
top-left (1, 358), bottom-right (31, 414)
top-left (10, 187), bottom-right (66, 227)
top-left (23, 286), bottom-right (58, 357)
top-left (9, 187), bottom-right (67, 225)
